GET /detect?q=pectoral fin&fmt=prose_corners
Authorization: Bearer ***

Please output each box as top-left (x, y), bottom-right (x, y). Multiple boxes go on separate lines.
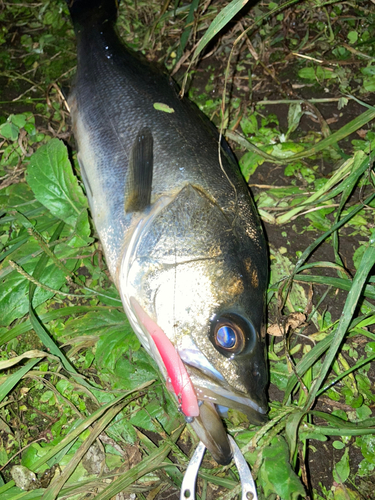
top-left (125, 127), bottom-right (153, 212)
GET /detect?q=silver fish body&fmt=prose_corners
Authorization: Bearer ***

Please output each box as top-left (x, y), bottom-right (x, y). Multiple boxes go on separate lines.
top-left (67, 0), bottom-right (268, 465)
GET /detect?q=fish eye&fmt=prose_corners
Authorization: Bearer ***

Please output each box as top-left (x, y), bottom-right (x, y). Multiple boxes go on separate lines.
top-left (216, 325), bottom-right (236, 349)
top-left (211, 314), bottom-right (250, 358)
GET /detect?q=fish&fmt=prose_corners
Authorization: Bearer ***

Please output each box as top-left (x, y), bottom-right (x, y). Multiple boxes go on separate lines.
top-left (66, 0), bottom-right (268, 465)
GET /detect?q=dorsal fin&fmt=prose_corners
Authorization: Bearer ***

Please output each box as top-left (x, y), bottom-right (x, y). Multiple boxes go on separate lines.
top-left (125, 127), bottom-right (154, 213)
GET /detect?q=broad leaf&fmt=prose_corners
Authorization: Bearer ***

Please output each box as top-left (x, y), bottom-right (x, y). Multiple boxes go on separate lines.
top-left (26, 139), bottom-right (88, 227)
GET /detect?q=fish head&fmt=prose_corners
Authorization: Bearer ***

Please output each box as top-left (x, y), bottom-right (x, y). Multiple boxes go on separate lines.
top-left (118, 183), bottom-right (268, 465)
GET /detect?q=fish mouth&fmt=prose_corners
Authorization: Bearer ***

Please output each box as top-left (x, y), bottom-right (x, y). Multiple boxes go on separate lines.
top-left (188, 368), bottom-right (268, 424)
top-left (183, 361), bottom-right (268, 465)
top-left (179, 335), bottom-right (268, 424)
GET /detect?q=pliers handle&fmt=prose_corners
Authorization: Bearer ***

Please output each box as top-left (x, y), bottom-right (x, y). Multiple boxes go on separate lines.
top-left (180, 436), bottom-right (258, 500)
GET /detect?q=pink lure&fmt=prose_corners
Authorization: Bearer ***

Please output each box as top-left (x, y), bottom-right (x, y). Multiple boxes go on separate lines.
top-left (130, 298), bottom-right (200, 417)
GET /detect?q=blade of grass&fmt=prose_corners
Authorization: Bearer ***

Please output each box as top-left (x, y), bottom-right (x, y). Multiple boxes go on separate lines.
top-left (1, 488), bottom-right (44, 499)
top-left (0, 350), bottom-right (57, 370)
top-left (316, 352), bottom-right (375, 397)
top-left (226, 108), bottom-right (375, 171)
top-left (0, 305), bottom-right (120, 346)
top-left (283, 330), bottom-right (335, 404)
top-left (296, 261), bottom-right (350, 275)
top-left (295, 274), bottom-right (375, 300)
top-left (26, 221), bottom-right (92, 387)
top-left (198, 470), bottom-right (236, 490)
top-left (279, 108), bottom-right (375, 161)
top-left (0, 239), bottom-right (27, 262)
top-left (45, 419), bottom-right (83, 469)
top-left (176, 0), bottom-right (199, 61)
top-left (293, 191), bottom-right (375, 274)
top-left (314, 413), bottom-right (375, 428)
top-left (301, 423), bottom-right (375, 438)
top-left (285, 410), bottom-right (306, 461)
top-left (306, 411), bottom-right (375, 430)
top-left (42, 402), bottom-right (127, 500)
top-left (0, 358), bottom-right (41, 404)
top-left (0, 205), bottom-right (49, 225)
top-left (192, 0), bottom-right (251, 62)
top-left (93, 425), bottom-right (184, 500)
top-left (283, 314), bottom-right (372, 402)
top-left (1, 248), bottom-right (49, 280)
top-left (137, 430), bottom-right (185, 492)
top-left (192, 0), bottom-right (299, 64)
top-left (331, 155), bottom-right (366, 279)
top-left (0, 386), bottom-right (152, 498)
top-left (304, 230), bottom-right (375, 411)
top-left (30, 381), bottom-right (154, 473)
top-left (277, 150), bottom-right (369, 224)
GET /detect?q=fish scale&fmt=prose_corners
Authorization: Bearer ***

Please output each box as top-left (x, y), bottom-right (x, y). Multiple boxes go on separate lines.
top-left (66, 0), bottom-right (268, 465)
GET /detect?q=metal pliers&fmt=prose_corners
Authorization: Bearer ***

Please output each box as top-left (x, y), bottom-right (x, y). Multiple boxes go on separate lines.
top-left (180, 436), bottom-right (258, 500)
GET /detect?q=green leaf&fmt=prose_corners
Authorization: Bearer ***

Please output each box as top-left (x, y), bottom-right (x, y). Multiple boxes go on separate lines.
top-left (299, 430), bottom-right (327, 441)
top-left (298, 67), bottom-right (316, 80)
top-left (68, 208), bottom-right (93, 247)
top-left (40, 390), bottom-right (54, 403)
top-left (333, 441), bottom-right (345, 450)
top-left (11, 114), bottom-right (27, 129)
top-left (270, 361), bottom-right (290, 391)
top-left (333, 485), bottom-right (362, 500)
top-left (357, 458), bottom-right (375, 477)
top-left (347, 31), bottom-right (358, 44)
top-left (96, 325), bottom-right (140, 371)
top-left (363, 75), bottom-right (375, 92)
top-left (0, 259), bottom-right (76, 327)
top-left (356, 405), bottom-right (372, 420)
top-left (333, 447), bottom-right (350, 483)
top-left (240, 114), bottom-right (258, 135)
top-left (153, 102), bottom-right (175, 113)
top-left (26, 139), bottom-right (88, 227)
top-left (257, 436), bottom-right (306, 499)
top-left (113, 350), bottom-right (157, 391)
top-left (356, 434), bottom-right (375, 464)
top-left (287, 103), bottom-right (303, 135)
top-left (285, 410), bottom-right (306, 460)
top-left (298, 65), bottom-right (337, 81)
top-left (0, 121), bottom-right (19, 140)
top-left (239, 150), bottom-right (264, 180)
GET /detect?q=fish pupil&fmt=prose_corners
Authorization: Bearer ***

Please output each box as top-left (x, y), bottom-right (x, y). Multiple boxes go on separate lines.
top-left (216, 326), bottom-right (236, 349)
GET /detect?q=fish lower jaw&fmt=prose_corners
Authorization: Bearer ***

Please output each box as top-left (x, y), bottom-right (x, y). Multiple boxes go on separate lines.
top-left (187, 368), bottom-right (268, 422)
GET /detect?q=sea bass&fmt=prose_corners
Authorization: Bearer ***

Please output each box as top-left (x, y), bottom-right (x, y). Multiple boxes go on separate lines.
top-left (66, 0), bottom-right (268, 465)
